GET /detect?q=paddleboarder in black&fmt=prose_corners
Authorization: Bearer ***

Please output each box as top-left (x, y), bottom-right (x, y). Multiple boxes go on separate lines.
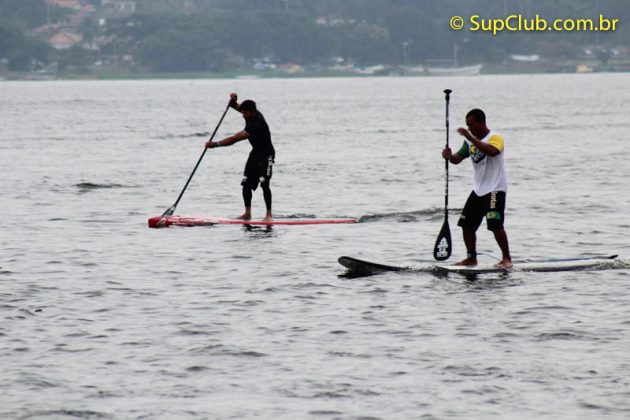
top-left (206, 93), bottom-right (275, 221)
top-left (442, 109), bottom-right (512, 269)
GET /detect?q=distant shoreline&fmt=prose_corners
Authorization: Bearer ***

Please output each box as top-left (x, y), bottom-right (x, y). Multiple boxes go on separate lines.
top-left (2, 67), bottom-right (629, 82)
top-left (0, 69), bottom-right (372, 81)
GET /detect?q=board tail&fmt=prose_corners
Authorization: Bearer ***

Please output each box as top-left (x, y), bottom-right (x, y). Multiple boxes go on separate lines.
top-left (338, 256), bottom-right (407, 277)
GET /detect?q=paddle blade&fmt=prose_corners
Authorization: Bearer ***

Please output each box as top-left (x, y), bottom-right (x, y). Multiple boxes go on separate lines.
top-left (433, 220), bottom-right (452, 261)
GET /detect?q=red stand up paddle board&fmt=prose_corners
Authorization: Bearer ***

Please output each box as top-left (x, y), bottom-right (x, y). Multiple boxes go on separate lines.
top-left (148, 215), bottom-right (358, 228)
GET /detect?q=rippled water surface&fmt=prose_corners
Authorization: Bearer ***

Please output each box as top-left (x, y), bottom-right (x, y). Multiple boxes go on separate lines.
top-left (2, 74), bottom-right (630, 419)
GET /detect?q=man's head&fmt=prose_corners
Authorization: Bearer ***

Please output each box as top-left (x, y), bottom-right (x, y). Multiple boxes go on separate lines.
top-left (465, 108), bottom-right (488, 138)
top-left (240, 100), bottom-right (257, 120)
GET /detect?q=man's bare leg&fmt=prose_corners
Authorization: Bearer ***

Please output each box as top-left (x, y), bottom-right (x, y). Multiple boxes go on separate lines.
top-left (493, 228), bottom-right (512, 268)
top-left (261, 183), bottom-right (272, 222)
top-left (455, 228), bottom-right (478, 266)
top-left (238, 207), bottom-right (252, 220)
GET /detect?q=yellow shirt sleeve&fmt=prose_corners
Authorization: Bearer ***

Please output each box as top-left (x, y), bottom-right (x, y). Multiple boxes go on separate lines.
top-left (488, 134), bottom-right (504, 153)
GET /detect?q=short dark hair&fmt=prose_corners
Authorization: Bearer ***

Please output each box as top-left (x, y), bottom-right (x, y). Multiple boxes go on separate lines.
top-left (240, 100), bottom-right (257, 112)
top-left (466, 108), bottom-right (486, 123)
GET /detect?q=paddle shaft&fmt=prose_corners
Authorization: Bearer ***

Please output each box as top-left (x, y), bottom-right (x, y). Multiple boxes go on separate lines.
top-left (432, 89), bottom-right (453, 261)
top-left (443, 89), bottom-right (451, 218)
top-left (162, 102), bottom-right (231, 216)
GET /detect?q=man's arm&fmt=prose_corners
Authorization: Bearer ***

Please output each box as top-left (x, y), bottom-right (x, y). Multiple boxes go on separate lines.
top-left (206, 130), bottom-right (248, 149)
top-left (229, 92), bottom-right (242, 113)
top-left (442, 147), bottom-right (464, 165)
top-left (457, 128), bottom-right (500, 156)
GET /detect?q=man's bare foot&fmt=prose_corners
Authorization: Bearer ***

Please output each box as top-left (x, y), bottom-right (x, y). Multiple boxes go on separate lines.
top-left (237, 212), bottom-right (251, 221)
top-left (262, 215), bottom-right (273, 222)
top-left (495, 260), bottom-right (513, 269)
top-left (455, 258), bottom-right (477, 266)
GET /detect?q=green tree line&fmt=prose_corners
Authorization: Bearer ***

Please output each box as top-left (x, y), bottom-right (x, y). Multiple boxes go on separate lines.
top-left (126, 0), bottom-right (630, 72)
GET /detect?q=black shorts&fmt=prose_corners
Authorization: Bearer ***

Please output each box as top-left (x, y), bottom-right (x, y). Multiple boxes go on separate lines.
top-left (457, 191), bottom-right (506, 231)
top-left (241, 154), bottom-right (274, 191)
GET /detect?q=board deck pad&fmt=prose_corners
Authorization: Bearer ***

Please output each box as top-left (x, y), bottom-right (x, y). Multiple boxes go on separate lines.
top-left (434, 256), bottom-right (619, 274)
top-left (149, 215), bottom-right (358, 228)
top-left (338, 255), bottom-right (620, 276)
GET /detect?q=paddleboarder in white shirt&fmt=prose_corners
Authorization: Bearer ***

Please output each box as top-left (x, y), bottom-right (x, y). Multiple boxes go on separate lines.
top-left (442, 109), bottom-right (512, 269)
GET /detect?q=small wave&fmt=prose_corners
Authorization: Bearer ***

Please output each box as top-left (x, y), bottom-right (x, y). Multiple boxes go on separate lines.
top-left (75, 182), bottom-right (133, 193)
top-left (442, 364), bottom-right (504, 378)
top-left (191, 131), bottom-right (210, 137)
top-left (328, 351), bottom-right (372, 358)
top-left (154, 131), bottom-right (209, 139)
top-left (190, 344), bottom-right (266, 358)
top-left (535, 329), bottom-right (594, 341)
top-left (19, 409), bottom-right (111, 419)
top-left (358, 208), bottom-right (461, 223)
top-left (275, 213), bottom-right (317, 219)
top-left (176, 329), bottom-right (211, 336)
top-left (186, 365), bottom-right (209, 372)
top-left (611, 258), bottom-right (630, 270)
top-left (309, 410), bottom-right (344, 416)
top-left (312, 391), bottom-right (349, 399)
top-left (578, 401), bottom-right (614, 411)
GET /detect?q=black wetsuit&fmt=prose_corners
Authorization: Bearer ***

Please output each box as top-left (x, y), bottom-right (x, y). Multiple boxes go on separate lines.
top-left (241, 111), bottom-right (275, 209)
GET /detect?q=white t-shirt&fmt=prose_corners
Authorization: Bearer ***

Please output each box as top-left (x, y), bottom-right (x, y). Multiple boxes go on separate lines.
top-left (457, 130), bottom-right (507, 196)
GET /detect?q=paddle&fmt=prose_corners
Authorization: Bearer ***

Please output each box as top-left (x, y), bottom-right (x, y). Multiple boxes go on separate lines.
top-left (160, 102), bottom-right (231, 217)
top-left (433, 89), bottom-right (452, 261)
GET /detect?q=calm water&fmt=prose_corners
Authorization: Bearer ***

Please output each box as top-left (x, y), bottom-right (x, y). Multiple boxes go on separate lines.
top-left (1, 74), bottom-right (630, 419)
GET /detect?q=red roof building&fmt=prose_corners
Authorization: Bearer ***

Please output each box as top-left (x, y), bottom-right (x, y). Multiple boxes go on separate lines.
top-left (46, 0), bottom-right (82, 10)
top-left (48, 30), bottom-right (83, 49)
